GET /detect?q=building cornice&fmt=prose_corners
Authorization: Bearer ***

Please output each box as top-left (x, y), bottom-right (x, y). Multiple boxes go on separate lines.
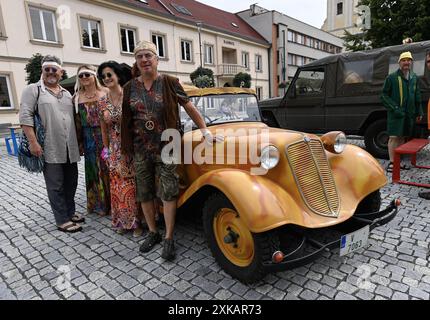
top-left (80, 0), bottom-right (269, 48)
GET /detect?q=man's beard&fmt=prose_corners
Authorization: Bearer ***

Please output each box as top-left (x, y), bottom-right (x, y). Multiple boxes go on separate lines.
top-left (46, 77), bottom-right (58, 85)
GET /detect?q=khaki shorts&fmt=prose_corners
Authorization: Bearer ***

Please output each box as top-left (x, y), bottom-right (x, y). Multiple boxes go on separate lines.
top-left (134, 154), bottom-right (179, 202)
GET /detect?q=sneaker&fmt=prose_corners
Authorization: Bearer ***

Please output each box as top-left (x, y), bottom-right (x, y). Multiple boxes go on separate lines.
top-left (139, 231), bottom-right (162, 253)
top-left (161, 238), bottom-right (176, 260)
top-left (418, 191), bottom-right (430, 200)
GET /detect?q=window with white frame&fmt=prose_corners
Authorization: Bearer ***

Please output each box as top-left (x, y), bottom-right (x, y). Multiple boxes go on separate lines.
top-left (120, 26), bottom-right (136, 53)
top-left (181, 40), bottom-right (192, 62)
top-left (0, 75), bottom-right (14, 109)
top-left (28, 5), bottom-right (58, 42)
top-left (0, 3), bottom-right (6, 38)
top-left (152, 34), bottom-right (166, 58)
top-left (80, 17), bottom-right (102, 49)
top-left (255, 54), bottom-right (262, 72)
top-left (242, 52), bottom-right (249, 69)
top-left (204, 44), bottom-right (214, 64)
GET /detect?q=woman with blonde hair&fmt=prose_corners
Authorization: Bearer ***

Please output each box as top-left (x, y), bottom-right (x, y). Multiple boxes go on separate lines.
top-left (74, 64), bottom-right (110, 216)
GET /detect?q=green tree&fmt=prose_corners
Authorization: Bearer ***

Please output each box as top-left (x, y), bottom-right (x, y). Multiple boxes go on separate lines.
top-left (345, 0), bottom-right (430, 50)
top-left (193, 75), bottom-right (214, 88)
top-left (25, 53), bottom-right (68, 84)
top-left (342, 30), bottom-right (371, 52)
top-left (190, 67), bottom-right (214, 87)
top-left (233, 72), bottom-right (251, 88)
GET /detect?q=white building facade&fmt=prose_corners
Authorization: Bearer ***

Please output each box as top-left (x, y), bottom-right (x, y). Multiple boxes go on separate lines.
top-left (238, 4), bottom-right (344, 98)
top-left (0, 0), bottom-right (270, 125)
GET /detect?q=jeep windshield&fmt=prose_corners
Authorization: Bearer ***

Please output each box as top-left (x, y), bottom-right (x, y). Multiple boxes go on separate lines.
top-left (181, 93), bottom-right (261, 127)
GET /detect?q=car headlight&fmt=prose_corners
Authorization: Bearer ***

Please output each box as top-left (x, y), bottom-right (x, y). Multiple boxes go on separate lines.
top-left (260, 145), bottom-right (280, 170)
top-left (321, 131), bottom-right (347, 154)
top-left (334, 132), bottom-right (347, 153)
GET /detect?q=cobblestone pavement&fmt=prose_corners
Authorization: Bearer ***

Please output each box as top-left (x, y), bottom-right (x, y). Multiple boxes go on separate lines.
top-left (0, 139), bottom-right (429, 300)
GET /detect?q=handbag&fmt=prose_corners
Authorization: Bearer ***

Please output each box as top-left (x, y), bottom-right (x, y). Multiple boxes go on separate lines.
top-left (18, 86), bottom-right (45, 173)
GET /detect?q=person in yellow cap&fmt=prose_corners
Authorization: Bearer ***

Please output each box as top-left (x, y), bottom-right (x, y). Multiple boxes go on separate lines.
top-left (120, 40), bottom-right (219, 260)
top-left (418, 53), bottom-right (430, 200)
top-left (381, 51), bottom-right (423, 172)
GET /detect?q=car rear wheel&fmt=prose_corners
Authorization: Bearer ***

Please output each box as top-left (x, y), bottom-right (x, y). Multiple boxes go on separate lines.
top-left (364, 119), bottom-right (389, 159)
top-left (202, 193), bottom-right (278, 283)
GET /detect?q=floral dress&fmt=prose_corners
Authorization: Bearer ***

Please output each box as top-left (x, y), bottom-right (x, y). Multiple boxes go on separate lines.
top-left (76, 100), bottom-right (110, 215)
top-left (98, 96), bottom-right (140, 229)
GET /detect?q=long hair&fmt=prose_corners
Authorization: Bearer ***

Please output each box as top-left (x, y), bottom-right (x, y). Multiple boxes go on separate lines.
top-left (73, 64), bottom-right (104, 113)
top-left (131, 62), bottom-right (141, 78)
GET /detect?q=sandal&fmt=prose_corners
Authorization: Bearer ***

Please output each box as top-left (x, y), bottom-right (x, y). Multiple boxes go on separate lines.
top-left (386, 162), bottom-right (393, 173)
top-left (400, 164), bottom-right (410, 170)
top-left (71, 213), bottom-right (85, 223)
top-left (57, 222), bottom-right (82, 233)
top-left (133, 227), bottom-right (143, 238)
top-left (116, 228), bottom-right (127, 235)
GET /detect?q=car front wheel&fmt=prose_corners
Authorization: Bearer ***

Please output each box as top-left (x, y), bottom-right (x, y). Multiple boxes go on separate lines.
top-left (202, 193), bottom-right (278, 283)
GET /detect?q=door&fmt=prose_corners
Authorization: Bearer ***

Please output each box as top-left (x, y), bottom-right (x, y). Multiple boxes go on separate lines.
top-left (280, 67), bottom-right (326, 132)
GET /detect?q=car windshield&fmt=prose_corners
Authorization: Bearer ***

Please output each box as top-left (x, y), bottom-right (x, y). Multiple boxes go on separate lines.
top-left (181, 93), bottom-right (261, 126)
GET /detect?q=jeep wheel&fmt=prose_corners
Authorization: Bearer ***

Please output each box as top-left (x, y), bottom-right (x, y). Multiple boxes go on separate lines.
top-left (355, 190), bottom-right (381, 214)
top-left (364, 119), bottom-right (389, 159)
top-left (202, 193), bottom-right (278, 283)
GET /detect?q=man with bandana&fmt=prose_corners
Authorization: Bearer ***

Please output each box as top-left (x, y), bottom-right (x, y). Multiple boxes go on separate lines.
top-left (122, 41), bottom-right (220, 260)
top-left (19, 55), bottom-right (82, 232)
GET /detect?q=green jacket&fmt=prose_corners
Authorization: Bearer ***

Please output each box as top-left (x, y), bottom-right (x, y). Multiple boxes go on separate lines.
top-left (381, 69), bottom-right (423, 136)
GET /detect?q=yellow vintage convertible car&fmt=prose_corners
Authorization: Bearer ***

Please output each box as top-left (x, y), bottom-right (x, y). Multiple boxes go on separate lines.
top-left (175, 86), bottom-right (399, 283)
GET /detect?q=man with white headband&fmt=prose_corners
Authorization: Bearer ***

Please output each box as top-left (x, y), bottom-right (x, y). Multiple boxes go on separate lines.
top-left (19, 55), bottom-right (82, 233)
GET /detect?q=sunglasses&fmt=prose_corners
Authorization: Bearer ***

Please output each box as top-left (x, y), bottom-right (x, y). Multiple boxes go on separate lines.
top-left (78, 73), bottom-right (93, 79)
top-left (44, 67), bottom-right (58, 73)
top-left (102, 72), bottom-right (113, 79)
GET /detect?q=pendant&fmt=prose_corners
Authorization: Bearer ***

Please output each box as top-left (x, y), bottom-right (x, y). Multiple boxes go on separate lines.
top-left (145, 120), bottom-right (155, 131)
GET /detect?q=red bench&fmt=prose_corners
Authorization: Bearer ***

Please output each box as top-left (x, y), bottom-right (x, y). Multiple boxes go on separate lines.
top-left (392, 138), bottom-right (430, 188)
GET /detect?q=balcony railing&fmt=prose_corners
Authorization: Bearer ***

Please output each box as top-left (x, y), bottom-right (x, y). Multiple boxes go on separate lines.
top-left (218, 64), bottom-right (246, 76)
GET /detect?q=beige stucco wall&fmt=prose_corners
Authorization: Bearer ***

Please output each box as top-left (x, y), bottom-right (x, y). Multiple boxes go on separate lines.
top-left (0, 0), bottom-right (270, 124)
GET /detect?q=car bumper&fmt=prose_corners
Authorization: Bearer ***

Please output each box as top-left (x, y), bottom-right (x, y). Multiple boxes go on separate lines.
top-left (264, 199), bottom-right (400, 272)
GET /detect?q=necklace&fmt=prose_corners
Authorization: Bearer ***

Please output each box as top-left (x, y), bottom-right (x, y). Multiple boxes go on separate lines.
top-left (46, 86), bottom-right (63, 100)
top-left (109, 89), bottom-right (123, 108)
top-left (84, 90), bottom-right (97, 100)
top-left (140, 77), bottom-right (159, 131)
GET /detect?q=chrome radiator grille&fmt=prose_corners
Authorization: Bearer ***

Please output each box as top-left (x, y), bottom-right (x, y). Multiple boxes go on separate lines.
top-left (286, 138), bottom-right (340, 217)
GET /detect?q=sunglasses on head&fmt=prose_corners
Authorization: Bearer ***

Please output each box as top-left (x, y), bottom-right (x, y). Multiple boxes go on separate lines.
top-left (78, 72), bottom-right (93, 79)
top-left (102, 72), bottom-right (113, 79)
top-left (44, 67), bottom-right (58, 73)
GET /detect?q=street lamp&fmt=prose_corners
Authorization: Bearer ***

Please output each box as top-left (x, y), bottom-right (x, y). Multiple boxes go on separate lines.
top-left (196, 21), bottom-right (203, 76)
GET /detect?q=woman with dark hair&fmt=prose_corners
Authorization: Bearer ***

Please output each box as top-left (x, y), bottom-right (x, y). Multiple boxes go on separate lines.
top-left (97, 61), bottom-right (143, 236)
